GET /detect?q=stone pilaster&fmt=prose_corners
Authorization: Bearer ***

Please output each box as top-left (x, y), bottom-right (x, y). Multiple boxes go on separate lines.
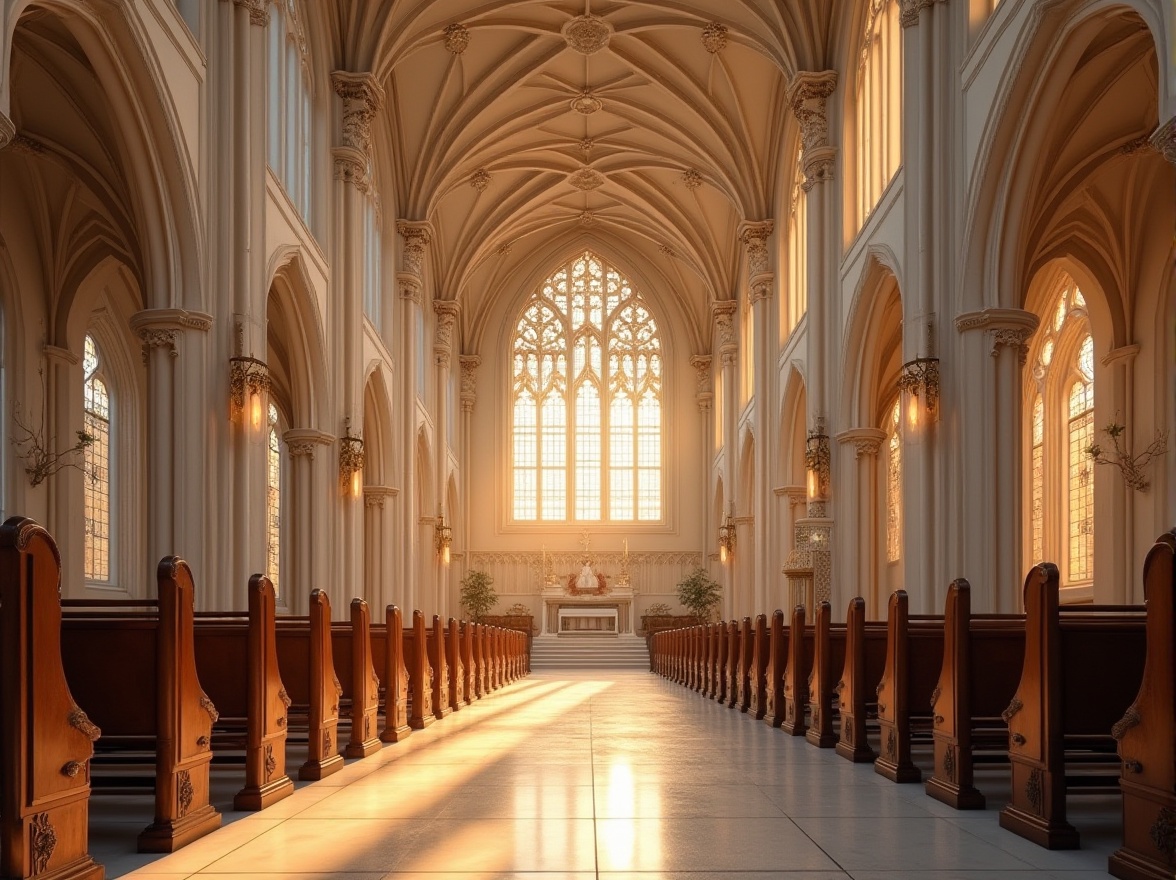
top-left (738, 220), bottom-right (775, 303)
top-left (331, 72), bottom-right (384, 190)
top-left (397, 221), bottom-right (433, 304)
top-left (787, 71), bottom-right (838, 190)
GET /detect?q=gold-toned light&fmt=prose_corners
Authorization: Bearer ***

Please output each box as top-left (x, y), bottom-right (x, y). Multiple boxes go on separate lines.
top-left (805, 421), bottom-right (831, 502)
top-left (717, 506), bottom-right (736, 563)
top-left (897, 356), bottom-right (940, 435)
top-left (339, 419), bottom-right (365, 499)
top-left (435, 509), bottom-right (452, 565)
top-left (229, 356), bottom-right (270, 432)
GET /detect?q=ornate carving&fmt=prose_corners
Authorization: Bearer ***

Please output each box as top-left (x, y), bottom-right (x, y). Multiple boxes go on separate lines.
top-left (562, 14), bottom-right (612, 54)
top-left (1150, 807), bottom-right (1176, 858)
top-left (885, 729), bottom-right (897, 760)
top-left (712, 301), bottom-right (738, 364)
top-left (856, 438), bottom-right (881, 458)
top-left (444, 23), bottom-right (470, 55)
top-left (31, 812), bottom-right (56, 874)
top-left (279, 687), bottom-right (292, 708)
top-left (900, 0), bottom-right (943, 28)
top-left (739, 220), bottom-right (774, 302)
top-left (1025, 768), bottom-right (1043, 815)
top-left (701, 22), bottom-right (728, 54)
top-left (1001, 697), bottom-right (1023, 723)
top-left (571, 90), bottom-right (602, 115)
top-left (434, 301), bottom-right (460, 357)
top-left (264, 744), bottom-right (276, 781)
top-left (578, 137), bottom-right (595, 156)
top-left (682, 168), bottom-right (703, 189)
top-left (788, 71), bottom-right (839, 190)
top-left (61, 761), bottom-right (83, 778)
top-left (930, 686), bottom-right (941, 710)
top-left (496, 242), bottom-right (513, 257)
top-left (1117, 134), bottom-right (1156, 156)
top-left (943, 744), bottom-right (956, 783)
top-left (460, 355), bottom-right (481, 412)
top-left (569, 168), bottom-right (605, 190)
top-left (578, 211), bottom-right (597, 226)
top-left (470, 168), bottom-right (491, 192)
top-left (323, 729), bottom-right (333, 755)
top-left (332, 73), bottom-right (383, 162)
top-left (843, 716), bottom-right (854, 742)
top-left (68, 706), bottom-right (101, 741)
top-left (397, 222), bottom-right (432, 276)
top-left (658, 244), bottom-right (675, 257)
top-left (1111, 705), bottom-right (1141, 741)
top-left (690, 355), bottom-right (712, 396)
top-left (200, 694), bottom-right (220, 724)
top-left (1150, 117), bottom-right (1176, 165)
top-left (178, 770), bottom-right (194, 816)
top-left (287, 441), bottom-right (316, 460)
top-left (990, 327), bottom-right (1033, 364)
top-left (0, 112), bottom-right (14, 150)
top-left (197, 736), bottom-right (210, 749)
top-left (232, 0), bottom-right (269, 27)
top-left (138, 328), bottom-right (178, 363)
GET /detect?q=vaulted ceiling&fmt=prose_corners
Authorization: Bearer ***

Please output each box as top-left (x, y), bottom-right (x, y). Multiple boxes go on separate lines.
top-left (327, 1), bottom-right (846, 351)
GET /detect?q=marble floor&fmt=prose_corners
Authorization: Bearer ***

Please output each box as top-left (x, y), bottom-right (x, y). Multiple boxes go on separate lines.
top-left (95, 671), bottom-right (1120, 879)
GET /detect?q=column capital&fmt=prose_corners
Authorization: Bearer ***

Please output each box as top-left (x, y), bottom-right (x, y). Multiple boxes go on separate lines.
top-left (228, 0), bottom-right (269, 27)
top-left (1151, 116), bottom-right (1176, 166)
top-left (397, 221), bottom-right (434, 303)
top-left (460, 355), bottom-right (481, 412)
top-left (738, 220), bottom-right (775, 302)
top-left (689, 354), bottom-right (713, 411)
top-left (787, 71), bottom-right (838, 190)
top-left (836, 427), bottom-right (887, 458)
top-left (900, 0), bottom-right (946, 28)
top-left (130, 308), bottom-right (214, 334)
top-left (955, 308), bottom-right (1040, 364)
top-left (711, 301), bottom-right (738, 366)
top-left (434, 300), bottom-right (460, 368)
top-left (1101, 343), bottom-right (1140, 368)
top-left (43, 344), bottom-right (80, 366)
top-left (283, 428), bottom-right (334, 460)
top-left (363, 485), bottom-right (399, 508)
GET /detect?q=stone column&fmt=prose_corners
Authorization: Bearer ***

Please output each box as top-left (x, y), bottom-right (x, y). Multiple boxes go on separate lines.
top-left (1100, 344), bottom-right (1140, 603)
top-left (835, 429), bottom-right (887, 615)
top-left (433, 299), bottom-right (460, 617)
top-left (459, 354), bottom-right (481, 595)
top-left (282, 430), bottom-right (334, 614)
top-left (363, 486), bottom-right (398, 609)
top-left (739, 220), bottom-right (775, 614)
top-left (955, 309), bottom-right (1038, 611)
top-left (332, 71), bottom-right (384, 617)
top-left (690, 354), bottom-right (713, 565)
top-left (788, 71), bottom-right (838, 610)
top-left (43, 345), bottom-right (82, 592)
top-left (397, 221), bottom-right (433, 615)
top-left (711, 301), bottom-right (738, 616)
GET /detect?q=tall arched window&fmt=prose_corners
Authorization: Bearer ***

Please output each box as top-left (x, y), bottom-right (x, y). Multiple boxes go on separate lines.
top-left (82, 334), bottom-right (111, 583)
top-left (885, 398), bottom-right (902, 564)
top-left (267, 0), bottom-right (313, 221)
top-left (784, 146), bottom-right (807, 341)
top-left (266, 402), bottom-right (282, 593)
top-left (1027, 280), bottom-right (1094, 588)
top-left (512, 251), bottom-right (662, 522)
top-left (855, 0), bottom-right (902, 230)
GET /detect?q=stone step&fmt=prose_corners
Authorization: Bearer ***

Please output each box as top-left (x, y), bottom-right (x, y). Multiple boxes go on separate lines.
top-left (530, 636), bottom-right (650, 669)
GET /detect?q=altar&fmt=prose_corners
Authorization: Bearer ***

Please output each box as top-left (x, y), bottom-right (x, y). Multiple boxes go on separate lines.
top-left (540, 584), bottom-right (635, 636)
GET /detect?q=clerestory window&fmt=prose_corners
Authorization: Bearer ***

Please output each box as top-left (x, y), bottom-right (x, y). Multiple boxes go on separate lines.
top-left (82, 334), bottom-right (111, 582)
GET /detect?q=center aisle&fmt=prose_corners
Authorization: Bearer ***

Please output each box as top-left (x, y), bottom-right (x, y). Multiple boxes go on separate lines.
top-left (114, 671), bottom-right (1116, 879)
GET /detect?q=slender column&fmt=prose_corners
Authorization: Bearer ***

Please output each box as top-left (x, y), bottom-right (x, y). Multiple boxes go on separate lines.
top-left (955, 309), bottom-right (1038, 611)
top-left (397, 221), bottom-right (433, 615)
top-left (433, 300), bottom-right (460, 617)
top-left (284, 430), bottom-right (334, 613)
top-left (835, 430), bottom-right (886, 615)
top-left (460, 354), bottom-right (481, 598)
top-left (788, 71), bottom-right (838, 607)
top-left (363, 486), bottom-right (397, 609)
top-left (1100, 344), bottom-right (1140, 603)
top-left (739, 220), bottom-right (775, 614)
top-left (711, 301), bottom-right (738, 616)
top-left (43, 345), bottom-right (81, 592)
top-left (690, 354), bottom-right (714, 571)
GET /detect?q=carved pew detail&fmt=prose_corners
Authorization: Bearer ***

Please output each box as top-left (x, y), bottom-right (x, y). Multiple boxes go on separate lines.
top-left (473, 623), bottom-right (487, 698)
top-left (406, 611), bottom-right (435, 729)
top-left (1111, 529), bottom-right (1176, 880)
top-left (448, 618), bottom-right (467, 711)
top-left (765, 610), bottom-right (787, 727)
top-left (0, 516), bottom-right (104, 880)
top-left (462, 622), bottom-right (477, 703)
top-left (835, 597), bottom-right (887, 763)
top-left (807, 601), bottom-right (846, 748)
top-left (380, 606), bottom-right (412, 743)
top-left (344, 599), bottom-right (381, 759)
top-left (735, 618), bottom-right (754, 713)
top-left (714, 621), bottom-right (729, 704)
top-left (429, 615), bottom-right (451, 719)
top-left (747, 615), bottom-right (769, 720)
top-left (726, 620), bottom-right (740, 708)
top-left (298, 591), bottom-right (343, 780)
top-left (782, 605), bottom-right (811, 736)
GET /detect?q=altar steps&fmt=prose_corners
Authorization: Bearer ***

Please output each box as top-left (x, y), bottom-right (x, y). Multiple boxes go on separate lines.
top-left (529, 635), bottom-right (650, 670)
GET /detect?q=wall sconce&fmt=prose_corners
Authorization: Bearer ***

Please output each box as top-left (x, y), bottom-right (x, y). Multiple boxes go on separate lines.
top-left (435, 508), bottom-right (452, 566)
top-left (339, 419), bottom-right (364, 499)
top-left (718, 505), bottom-right (736, 563)
top-left (229, 356), bottom-right (270, 431)
top-left (897, 356), bottom-right (940, 434)
top-left (805, 420), bottom-right (831, 502)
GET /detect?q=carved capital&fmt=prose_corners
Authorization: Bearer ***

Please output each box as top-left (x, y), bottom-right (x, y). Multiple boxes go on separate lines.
top-left (333, 147), bottom-right (368, 189)
top-left (739, 220), bottom-right (775, 302)
top-left (434, 300), bottom-right (460, 356)
top-left (837, 428), bottom-right (887, 458)
top-left (711, 300), bottom-right (738, 359)
top-left (364, 485), bottom-right (398, 509)
top-left (397, 221), bottom-right (433, 277)
top-left (689, 355), bottom-right (712, 397)
top-left (0, 111), bottom-right (14, 150)
top-left (990, 328), bottom-right (1034, 364)
top-left (788, 71), bottom-right (838, 188)
top-left (460, 355), bottom-right (481, 411)
top-left (1151, 116), bottom-right (1176, 166)
top-left (900, 0), bottom-right (944, 28)
top-left (283, 429), bottom-right (333, 461)
top-left (332, 72), bottom-right (384, 160)
top-left (231, 0), bottom-right (269, 27)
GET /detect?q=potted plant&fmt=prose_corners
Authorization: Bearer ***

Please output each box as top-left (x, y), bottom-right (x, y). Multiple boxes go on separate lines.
top-left (676, 567), bottom-right (722, 624)
top-left (459, 569), bottom-right (497, 623)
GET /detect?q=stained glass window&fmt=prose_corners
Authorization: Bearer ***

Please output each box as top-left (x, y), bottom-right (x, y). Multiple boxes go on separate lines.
top-left (785, 146), bottom-right (808, 340)
top-left (512, 251), bottom-right (662, 521)
top-left (1031, 395), bottom-right (1044, 563)
top-left (1067, 336), bottom-right (1094, 581)
top-left (266, 403), bottom-right (282, 594)
top-left (82, 335), bottom-right (110, 582)
top-left (886, 399), bottom-right (902, 563)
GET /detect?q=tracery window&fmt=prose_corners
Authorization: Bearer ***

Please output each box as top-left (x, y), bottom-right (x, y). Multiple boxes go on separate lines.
top-left (267, 0), bottom-right (313, 221)
top-left (512, 251), bottom-right (662, 522)
top-left (1027, 280), bottom-right (1094, 587)
top-left (784, 146), bottom-right (807, 341)
top-left (855, 0), bottom-right (902, 230)
top-left (82, 334), bottom-right (111, 582)
top-left (266, 403), bottom-right (282, 593)
top-left (885, 398), bottom-right (902, 563)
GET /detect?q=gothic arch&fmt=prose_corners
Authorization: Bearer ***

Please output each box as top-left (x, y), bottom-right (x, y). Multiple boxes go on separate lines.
top-left (840, 251), bottom-right (904, 430)
top-left (265, 251), bottom-right (328, 429)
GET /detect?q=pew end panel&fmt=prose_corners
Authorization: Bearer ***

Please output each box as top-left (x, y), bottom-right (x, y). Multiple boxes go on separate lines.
top-left (380, 607), bottom-right (412, 743)
top-left (344, 599), bottom-right (382, 759)
top-left (0, 517), bottom-right (104, 880)
top-left (764, 611), bottom-right (786, 728)
top-left (807, 601), bottom-right (845, 748)
top-left (297, 591), bottom-right (344, 781)
top-left (1110, 531), bottom-right (1176, 880)
top-left (781, 605), bottom-right (811, 737)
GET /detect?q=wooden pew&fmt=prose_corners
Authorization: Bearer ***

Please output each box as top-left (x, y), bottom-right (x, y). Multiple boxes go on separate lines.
top-left (734, 618), bottom-right (755, 713)
top-left (874, 590), bottom-right (944, 783)
top-left (61, 558), bottom-right (221, 852)
top-left (447, 618), bottom-right (468, 711)
top-left (702, 623), bottom-right (719, 699)
top-left (334, 599), bottom-right (382, 759)
top-left (764, 610), bottom-right (787, 727)
top-left (0, 517), bottom-right (103, 880)
top-left (1000, 563), bottom-right (1146, 849)
top-left (835, 597), bottom-right (889, 763)
top-left (405, 611), bottom-right (436, 729)
top-left (1110, 529), bottom-right (1176, 880)
top-left (746, 615), bottom-right (769, 721)
top-left (473, 623), bottom-right (487, 698)
top-left (713, 621), bottom-right (729, 704)
top-left (461, 622), bottom-right (477, 703)
top-left (781, 605), bottom-right (812, 736)
top-left (193, 575), bottom-right (294, 811)
top-left (376, 605), bottom-right (412, 743)
top-left (725, 620), bottom-right (741, 708)
top-left (428, 615), bottom-right (451, 719)
top-left (276, 590), bottom-right (343, 781)
top-left (805, 601), bottom-right (846, 747)
top-left (924, 579), bottom-right (1024, 809)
